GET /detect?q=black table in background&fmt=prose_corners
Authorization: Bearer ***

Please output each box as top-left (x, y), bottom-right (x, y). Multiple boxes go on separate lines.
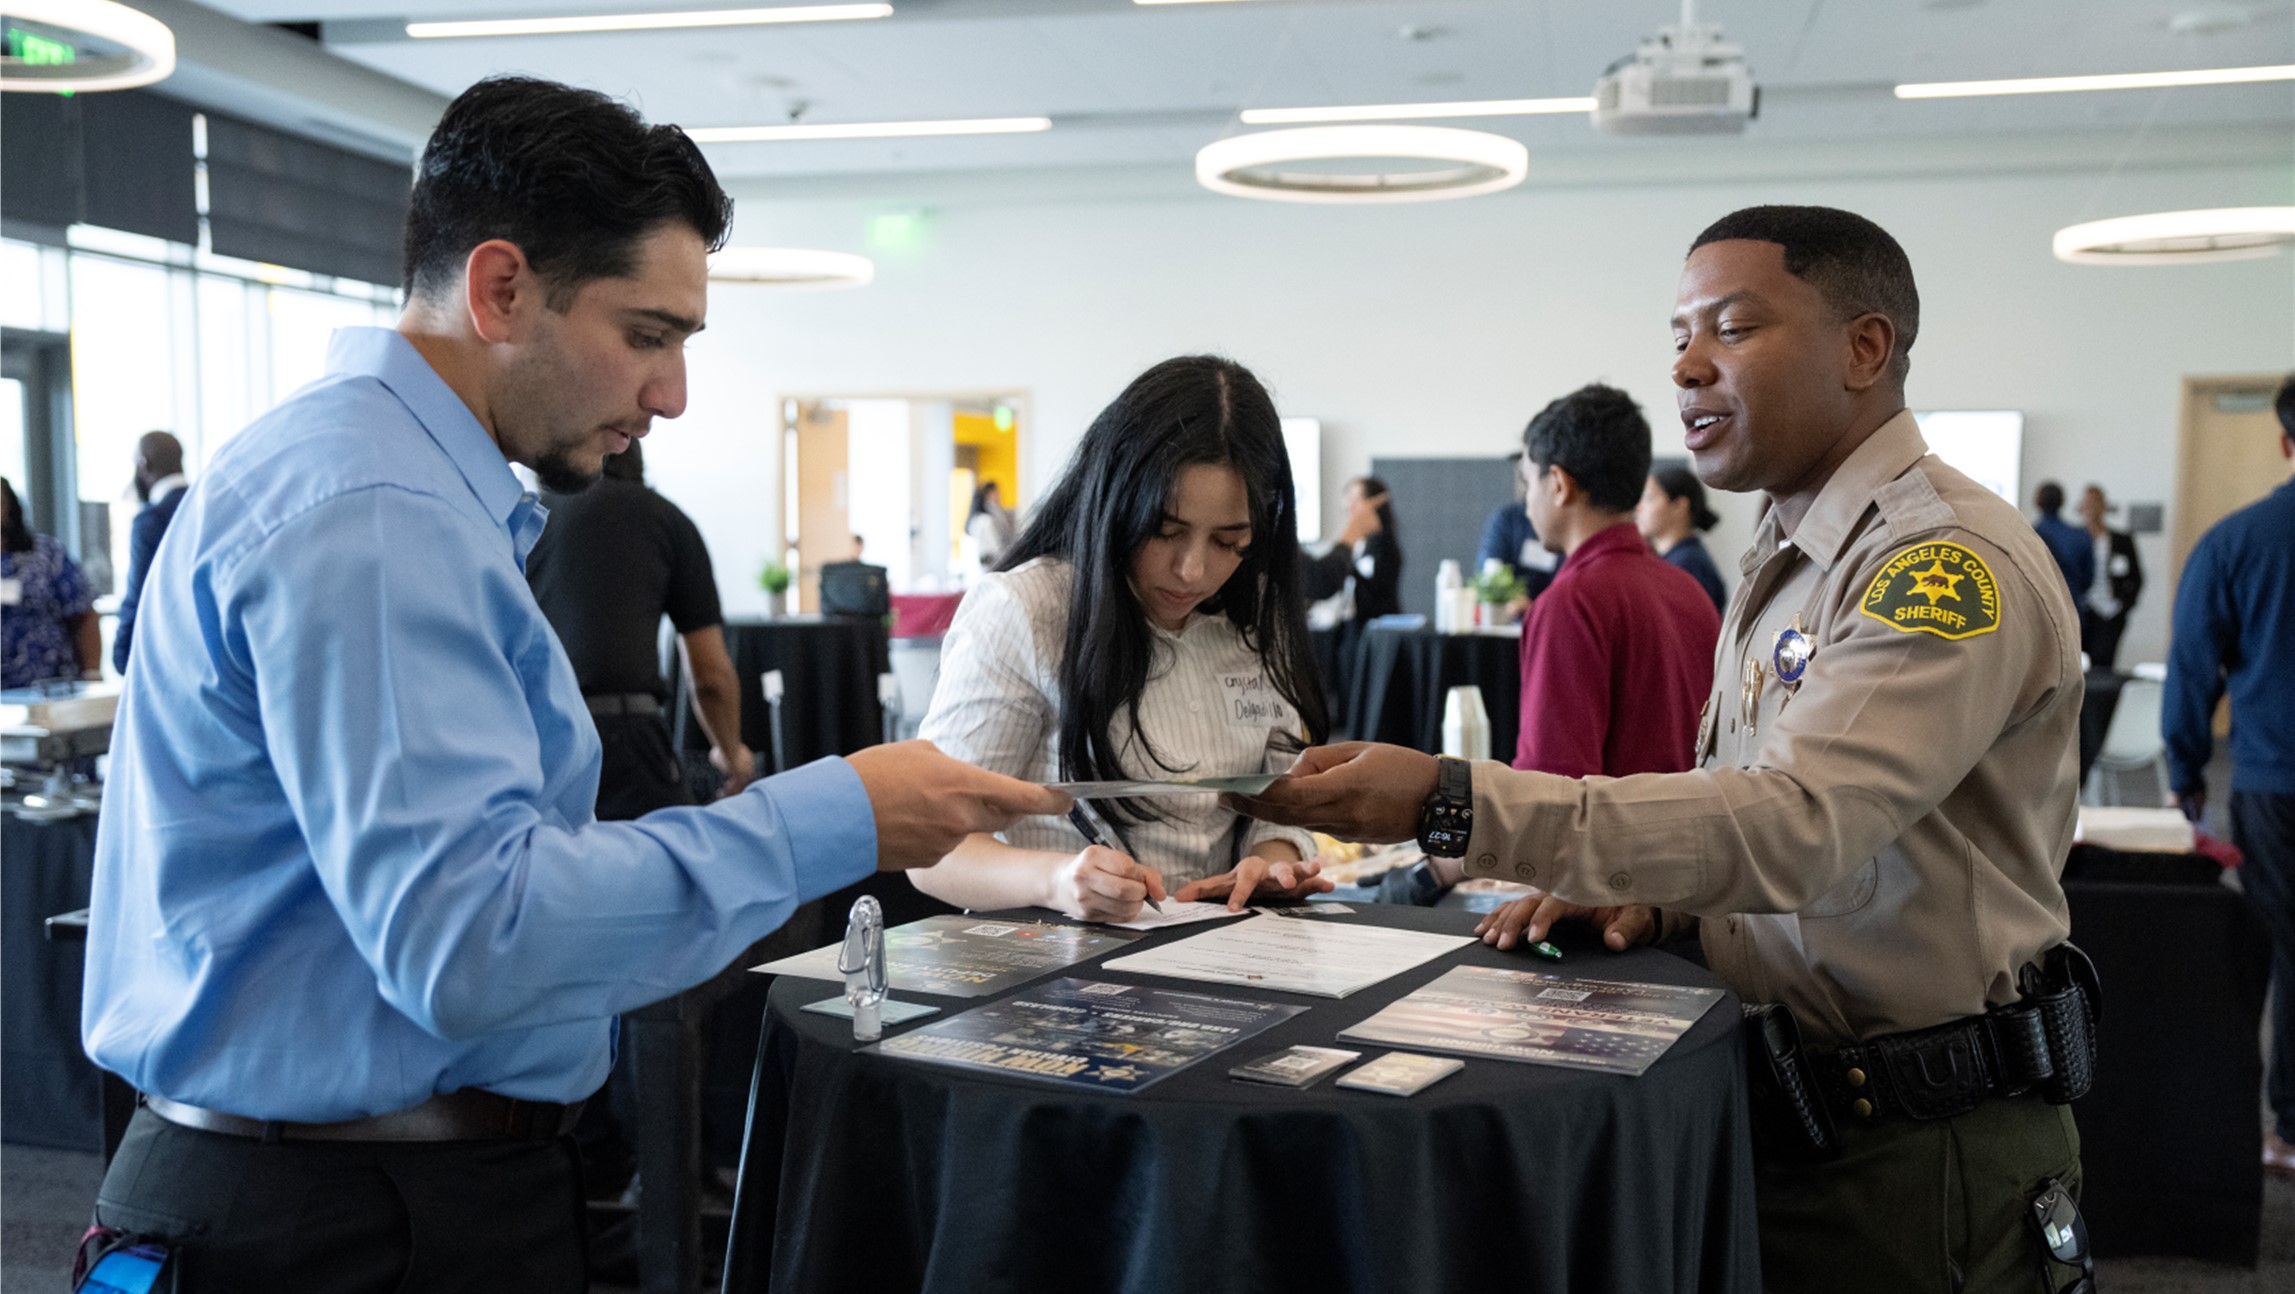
top-left (726, 904), bottom-right (1760, 1294)
top-left (679, 616), bottom-right (890, 774)
top-left (1, 811), bottom-right (102, 1151)
top-left (2076, 669), bottom-right (2128, 784)
top-left (1347, 624), bottom-right (1522, 759)
top-left (2062, 843), bottom-right (2271, 1266)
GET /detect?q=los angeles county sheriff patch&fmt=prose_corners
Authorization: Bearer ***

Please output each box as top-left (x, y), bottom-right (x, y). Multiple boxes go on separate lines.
top-left (1857, 541), bottom-right (2002, 640)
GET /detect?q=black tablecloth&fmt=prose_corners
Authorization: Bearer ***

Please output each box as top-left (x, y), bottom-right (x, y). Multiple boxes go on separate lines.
top-left (727, 904), bottom-right (1759, 1293)
top-left (2063, 844), bottom-right (2271, 1265)
top-left (1346, 625), bottom-right (1521, 760)
top-left (680, 617), bottom-right (890, 774)
top-left (2076, 670), bottom-right (2127, 784)
top-left (2, 811), bottom-right (102, 1150)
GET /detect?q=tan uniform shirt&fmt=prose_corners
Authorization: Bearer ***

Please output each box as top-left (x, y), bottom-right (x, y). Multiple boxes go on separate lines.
top-left (1462, 411), bottom-right (2082, 1048)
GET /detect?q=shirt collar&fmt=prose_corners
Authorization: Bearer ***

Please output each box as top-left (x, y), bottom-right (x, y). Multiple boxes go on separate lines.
top-left (1769, 409), bottom-right (1928, 574)
top-left (325, 327), bottom-right (547, 564)
top-left (146, 474), bottom-right (188, 503)
top-left (1558, 520), bottom-right (1648, 575)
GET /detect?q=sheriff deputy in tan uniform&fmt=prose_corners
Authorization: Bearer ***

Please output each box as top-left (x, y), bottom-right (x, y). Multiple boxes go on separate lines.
top-left (1239, 205), bottom-right (2096, 1293)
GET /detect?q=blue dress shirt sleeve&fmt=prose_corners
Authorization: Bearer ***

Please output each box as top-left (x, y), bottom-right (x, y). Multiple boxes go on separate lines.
top-left (232, 485), bottom-right (874, 1041)
top-left (2162, 531), bottom-right (2230, 794)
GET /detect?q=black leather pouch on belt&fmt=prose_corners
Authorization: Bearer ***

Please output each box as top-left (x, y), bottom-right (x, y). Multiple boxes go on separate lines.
top-left (1741, 1002), bottom-right (1838, 1160)
top-left (2021, 942), bottom-right (2101, 1104)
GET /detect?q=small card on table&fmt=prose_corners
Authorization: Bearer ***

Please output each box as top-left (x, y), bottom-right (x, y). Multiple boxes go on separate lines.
top-left (1336, 1051), bottom-right (1464, 1097)
top-left (1229, 1045), bottom-right (1361, 1088)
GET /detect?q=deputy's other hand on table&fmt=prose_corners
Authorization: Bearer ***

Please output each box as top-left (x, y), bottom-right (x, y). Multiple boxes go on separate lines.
top-left (1176, 854), bottom-right (1334, 911)
top-left (1051, 845), bottom-right (1167, 922)
top-left (1225, 742), bottom-right (1438, 843)
top-left (1477, 890), bottom-right (1657, 953)
top-left (848, 741), bottom-right (1074, 870)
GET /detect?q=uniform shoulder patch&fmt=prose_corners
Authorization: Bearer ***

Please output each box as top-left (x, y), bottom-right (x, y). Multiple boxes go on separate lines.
top-left (1857, 541), bottom-right (2002, 640)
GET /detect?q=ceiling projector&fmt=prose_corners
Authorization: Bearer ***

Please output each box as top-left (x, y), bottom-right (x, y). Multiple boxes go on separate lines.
top-left (1592, 0), bottom-right (1759, 136)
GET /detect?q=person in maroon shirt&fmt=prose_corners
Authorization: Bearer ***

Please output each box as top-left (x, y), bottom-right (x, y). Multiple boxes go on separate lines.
top-left (1404, 384), bottom-right (1721, 902)
top-left (1512, 383), bottom-right (1722, 777)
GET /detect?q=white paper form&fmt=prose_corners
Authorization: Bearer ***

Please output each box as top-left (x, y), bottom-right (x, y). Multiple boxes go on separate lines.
top-left (1100, 915), bottom-right (1474, 998)
top-left (1104, 901), bottom-right (1253, 933)
top-left (1044, 774), bottom-right (1282, 799)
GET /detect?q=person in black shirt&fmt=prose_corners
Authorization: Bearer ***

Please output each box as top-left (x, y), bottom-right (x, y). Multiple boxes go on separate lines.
top-left (527, 440), bottom-right (753, 820)
top-left (1636, 461), bottom-right (1728, 615)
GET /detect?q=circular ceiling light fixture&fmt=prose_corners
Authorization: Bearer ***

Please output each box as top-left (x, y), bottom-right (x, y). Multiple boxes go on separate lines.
top-left (709, 247), bottom-right (876, 289)
top-left (0, 0), bottom-right (175, 94)
top-left (1196, 125), bottom-right (1528, 204)
top-left (2053, 207), bottom-right (2295, 265)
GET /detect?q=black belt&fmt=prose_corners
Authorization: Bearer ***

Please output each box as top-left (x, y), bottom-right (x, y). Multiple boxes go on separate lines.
top-left (585, 692), bottom-right (661, 718)
top-left (146, 1090), bottom-right (584, 1143)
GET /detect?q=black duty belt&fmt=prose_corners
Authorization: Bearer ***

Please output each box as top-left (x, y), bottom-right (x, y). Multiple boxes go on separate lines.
top-left (146, 1090), bottom-right (584, 1143)
top-left (585, 692), bottom-right (661, 718)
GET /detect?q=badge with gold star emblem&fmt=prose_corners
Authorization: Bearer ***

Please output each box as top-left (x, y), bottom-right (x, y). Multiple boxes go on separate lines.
top-left (1858, 541), bottom-right (2002, 640)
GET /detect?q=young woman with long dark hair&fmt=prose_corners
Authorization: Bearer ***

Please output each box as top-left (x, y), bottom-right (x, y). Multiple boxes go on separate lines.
top-left (914, 356), bottom-right (1332, 922)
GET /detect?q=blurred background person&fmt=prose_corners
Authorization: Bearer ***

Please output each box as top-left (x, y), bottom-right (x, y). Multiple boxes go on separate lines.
top-left (2, 476), bottom-right (100, 688)
top-left (916, 355), bottom-right (1330, 920)
top-left (2031, 479), bottom-right (2091, 606)
top-left (1636, 461), bottom-right (1727, 615)
top-left (113, 430), bottom-right (190, 673)
top-left (2076, 483), bottom-right (2142, 670)
top-left (1476, 451), bottom-right (1557, 613)
top-left (966, 479), bottom-right (1018, 571)
top-left (2165, 375), bottom-right (2295, 1177)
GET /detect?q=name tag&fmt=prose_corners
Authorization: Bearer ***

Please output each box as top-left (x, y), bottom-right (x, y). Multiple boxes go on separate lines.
top-left (1219, 671), bottom-right (1293, 729)
top-left (2109, 554), bottom-right (2130, 577)
top-left (0, 577), bottom-right (18, 607)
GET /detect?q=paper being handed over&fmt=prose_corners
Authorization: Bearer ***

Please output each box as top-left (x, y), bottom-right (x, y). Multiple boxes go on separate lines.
top-left (1043, 773), bottom-right (1282, 800)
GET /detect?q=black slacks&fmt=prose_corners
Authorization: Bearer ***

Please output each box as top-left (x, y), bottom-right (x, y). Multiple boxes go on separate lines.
top-left (93, 1108), bottom-right (588, 1292)
top-left (593, 711), bottom-right (694, 822)
top-left (2234, 789), bottom-right (2295, 1143)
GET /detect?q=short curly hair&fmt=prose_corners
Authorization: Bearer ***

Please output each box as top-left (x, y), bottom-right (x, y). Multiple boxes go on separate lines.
top-left (1692, 205), bottom-right (1920, 383)
top-left (1522, 383), bottom-right (1652, 514)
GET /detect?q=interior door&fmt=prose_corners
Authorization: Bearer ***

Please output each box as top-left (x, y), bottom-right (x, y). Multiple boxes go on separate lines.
top-left (793, 402), bottom-right (850, 614)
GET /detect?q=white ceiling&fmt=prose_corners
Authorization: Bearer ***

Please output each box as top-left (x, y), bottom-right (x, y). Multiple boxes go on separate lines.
top-left (191, 0), bottom-right (2295, 177)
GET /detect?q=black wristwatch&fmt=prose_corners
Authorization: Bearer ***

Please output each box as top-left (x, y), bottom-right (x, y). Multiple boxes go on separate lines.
top-left (1414, 756), bottom-right (1474, 858)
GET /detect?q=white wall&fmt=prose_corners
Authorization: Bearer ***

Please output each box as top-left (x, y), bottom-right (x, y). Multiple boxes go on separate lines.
top-left (647, 151), bottom-right (2293, 664)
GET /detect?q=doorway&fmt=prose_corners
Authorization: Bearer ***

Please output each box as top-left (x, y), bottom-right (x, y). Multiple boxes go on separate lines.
top-left (779, 392), bottom-right (1027, 612)
top-left (2174, 375), bottom-right (2287, 581)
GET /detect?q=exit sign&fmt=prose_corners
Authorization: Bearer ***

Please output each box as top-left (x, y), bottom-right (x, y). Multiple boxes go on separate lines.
top-left (6, 26), bottom-right (77, 65)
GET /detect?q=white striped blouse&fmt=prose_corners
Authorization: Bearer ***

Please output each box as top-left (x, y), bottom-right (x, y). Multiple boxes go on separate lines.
top-left (919, 557), bottom-right (1318, 885)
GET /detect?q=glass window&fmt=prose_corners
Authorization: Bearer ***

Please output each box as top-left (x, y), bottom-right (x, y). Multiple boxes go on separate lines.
top-left (196, 274), bottom-right (254, 465)
top-left (265, 286), bottom-right (376, 406)
top-left (69, 255), bottom-right (177, 511)
top-left (1, 376), bottom-right (27, 488)
top-left (1, 241), bottom-right (44, 330)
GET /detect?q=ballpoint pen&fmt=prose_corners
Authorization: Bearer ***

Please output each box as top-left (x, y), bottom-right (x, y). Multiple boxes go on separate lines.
top-left (1067, 799), bottom-right (1163, 914)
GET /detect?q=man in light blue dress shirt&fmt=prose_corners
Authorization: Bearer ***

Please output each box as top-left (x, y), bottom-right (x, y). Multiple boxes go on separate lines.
top-left (78, 76), bottom-right (1063, 1291)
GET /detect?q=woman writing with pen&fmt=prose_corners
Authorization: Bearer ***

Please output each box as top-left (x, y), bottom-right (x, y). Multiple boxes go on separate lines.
top-left (912, 356), bottom-right (1332, 923)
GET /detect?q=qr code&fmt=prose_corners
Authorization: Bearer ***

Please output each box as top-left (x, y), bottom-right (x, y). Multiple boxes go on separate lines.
top-left (1536, 988), bottom-right (1592, 1002)
top-left (1077, 983), bottom-right (1130, 997)
top-left (965, 924), bottom-right (1019, 937)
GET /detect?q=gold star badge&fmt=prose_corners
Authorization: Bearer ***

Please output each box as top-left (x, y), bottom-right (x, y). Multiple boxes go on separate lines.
top-left (1905, 560), bottom-right (1964, 606)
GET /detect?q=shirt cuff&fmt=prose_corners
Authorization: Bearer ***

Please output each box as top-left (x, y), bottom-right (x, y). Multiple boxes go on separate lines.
top-left (1243, 821), bottom-right (1318, 864)
top-left (758, 756), bottom-right (879, 903)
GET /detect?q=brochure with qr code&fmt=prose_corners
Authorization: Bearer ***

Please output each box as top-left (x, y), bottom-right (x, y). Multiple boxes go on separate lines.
top-left (1339, 965), bottom-right (1726, 1076)
top-left (1230, 1045), bottom-right (1361, 1087)
top-left (874, 977), bottom-right (1304, 1092)
top-left (752, 916), bottom-right (1135, 998)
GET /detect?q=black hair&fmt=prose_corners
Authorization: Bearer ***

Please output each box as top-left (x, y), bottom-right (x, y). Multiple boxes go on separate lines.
top-left (1352, 475), bottom-right (1399, 545)
top-left (403, 76), bottom-right (734, 306)
top-left (0, 477), bottom-right (30, 554)
top-left (1521, 383), bottom-right (1651, 514)
top-left (601, 439), bottom-right (644, 485)
top-left (1690, 205), bottom-right (1921, 383)
top-left (968, 480), bottom-right (1001, 521)
top-left (2277, 373), bottom-right (2295, 438)
top-left (999, 356), bottom-right (1327, 822)
top-left (1650, 462), bottom-right (1719, 532)
top-left (2035, 481), bottom-right (2065, 516)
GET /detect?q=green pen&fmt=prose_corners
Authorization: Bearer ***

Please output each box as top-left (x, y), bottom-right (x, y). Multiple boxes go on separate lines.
top-left (1528, 940), bottom-right (1564, 961)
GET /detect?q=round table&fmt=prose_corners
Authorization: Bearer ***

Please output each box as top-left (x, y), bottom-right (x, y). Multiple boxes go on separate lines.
top-left (725, 904), bottom-right (1759, 1293)
top-left (1347, 624), bottom-right (1523, 759)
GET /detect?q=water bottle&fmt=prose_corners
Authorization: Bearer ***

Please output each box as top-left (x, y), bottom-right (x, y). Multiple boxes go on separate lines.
top-left (1434, 559), bottom-right (1463, 632)
top-left (1442, 685), bottom-right (1491, 762)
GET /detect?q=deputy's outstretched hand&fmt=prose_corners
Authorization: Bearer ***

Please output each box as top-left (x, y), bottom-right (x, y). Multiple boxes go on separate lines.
top-left (1476, 890), bottom-right (1656, 953)
top-left (1225, 742), bottom-right (1437, 843)
top-left (848, 741), bottom-right (1073, 871)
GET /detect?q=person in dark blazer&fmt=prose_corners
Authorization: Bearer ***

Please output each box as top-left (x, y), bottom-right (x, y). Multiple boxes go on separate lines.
top-left (1301, 475), bottom-right (1402, 618)
top-left (113, 430), bottom-right (190, 672)
top-left (2075, 484), bottom-right (2142, 669)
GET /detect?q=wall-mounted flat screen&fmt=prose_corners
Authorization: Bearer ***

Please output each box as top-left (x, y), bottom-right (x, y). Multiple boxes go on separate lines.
top-left (1913, 410), bottom-right (2023, 507)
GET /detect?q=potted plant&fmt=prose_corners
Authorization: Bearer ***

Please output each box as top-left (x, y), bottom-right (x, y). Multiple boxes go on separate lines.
top-left (758, 557), bottom-right (793, 618)
top-left (1472, 566), bottom-right (1527, 627)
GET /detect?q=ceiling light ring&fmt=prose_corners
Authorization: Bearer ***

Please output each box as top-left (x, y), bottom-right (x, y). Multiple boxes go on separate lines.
top-left (2052, 207), bottom-right (2295, 265)
top-left (1196, 125), bottom-right (1528, 205)
top-left (0, 0), bottom-right (175, 94)
top-left (709, 247), bottom-right (875, 289)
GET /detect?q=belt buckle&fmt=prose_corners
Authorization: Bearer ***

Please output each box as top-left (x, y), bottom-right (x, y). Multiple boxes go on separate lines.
top-left (1871, 1028), bottom-right (1990, 1121)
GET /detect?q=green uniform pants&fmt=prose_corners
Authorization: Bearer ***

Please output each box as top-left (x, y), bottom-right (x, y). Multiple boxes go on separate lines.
top-left (1755, 1095), bottom-right (2086, 1293)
